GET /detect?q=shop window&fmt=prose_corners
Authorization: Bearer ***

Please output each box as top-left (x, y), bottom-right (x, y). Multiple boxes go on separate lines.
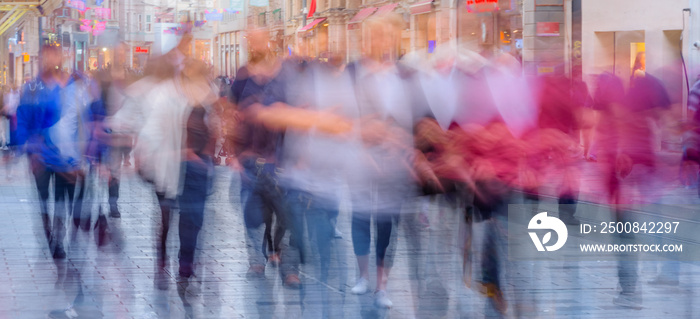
top-left (273, 9), bottom-right (281, 23)
top-left (258, 12), bottom-right (266, 26)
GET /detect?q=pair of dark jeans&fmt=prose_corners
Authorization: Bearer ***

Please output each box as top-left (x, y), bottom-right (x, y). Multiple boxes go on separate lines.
top-left (241, 159), bottom-right (288, 265)
top-left (156, 192), bottom-right (174, 269)
top-left (31, 159), bottom-right (77, 249)
top-left (351, 212), bottom-right (397, 267)
top-left (286, 190), bottom-right (337, 282)
top-left (473, 180), bottom-right (510, 289)
top-left (178, 158), bottom-right (211, 278)
top-left (108, 145), bottom-right (132, 211)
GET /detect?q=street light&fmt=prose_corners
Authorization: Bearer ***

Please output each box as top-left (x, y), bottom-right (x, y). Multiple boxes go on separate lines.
top-left (102, 47), bottom-right (107, 52)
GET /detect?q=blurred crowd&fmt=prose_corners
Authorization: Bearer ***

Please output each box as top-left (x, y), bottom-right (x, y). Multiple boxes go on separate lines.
top-left (0, 13), bottom-right (691, 318)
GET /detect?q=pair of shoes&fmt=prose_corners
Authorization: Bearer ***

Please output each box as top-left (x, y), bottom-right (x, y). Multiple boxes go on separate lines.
top-left (613, 292), bottom-right (642, 309)
top-left (374, 290), bottom-right (393, 308)
top-left (246, 264), bottom-right (265, 279)
top-left (48, 306), bottom-right (78, 318)
top-left (648, 276), bottom-right (680, 286)
top-left (177, 274), bottom-right (202, 296)
top-left (155, 269), bottom-right (169, 290)
top-left (284, 274), bottom-right (302, 289)
top-left (351, 277), bottom-right (369, 294)
top-left (109, 207), bottom-right (121, 218)
top-left (53, 245), bottom-right (66, 259)
top-left (268, 253), bottom-right (281, 267)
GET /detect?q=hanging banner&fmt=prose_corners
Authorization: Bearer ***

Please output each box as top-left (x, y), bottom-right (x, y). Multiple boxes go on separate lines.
top-left (466, 0), bottom-right (497, 12)
top-left (80, 19), bottom-right (106, 36)
top-left (204, 11), bottom-right (223, 21)
top-left (93, 7), bottom-right (111, 19)
top-left (65, 0), bottom-right (86, 11)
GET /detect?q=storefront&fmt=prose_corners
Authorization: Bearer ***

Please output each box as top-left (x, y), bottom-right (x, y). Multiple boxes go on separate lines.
top-left (456, 0), bottom-right (521, 58)
top-left (412, 8), bottom-right (437, 54)
top-left (346, 2), bottom-right (404, 61)
top-left (582, 0), bottom-right (685, 149)
top-left (194, 39), bottom-right (211, 63)
top-left (298, 17), bottom-right (328, 59)
top-left (218, 31), bottom-right (242, 77)
top-left (132, 45), bottom-right (151, 70)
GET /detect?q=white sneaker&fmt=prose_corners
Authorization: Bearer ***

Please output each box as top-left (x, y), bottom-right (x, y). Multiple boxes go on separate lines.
top-left (375, 290), bottom-right (393, 308)
top-left (334, 227), bottom-right (343, 238)
top-left (351, 278), bottom-right (369, 294)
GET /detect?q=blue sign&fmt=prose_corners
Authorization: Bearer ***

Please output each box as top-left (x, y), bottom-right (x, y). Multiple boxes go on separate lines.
top-left (205, 13), bottom-right (223, 21)
top-left (428, 40), bottom-right (436, 54)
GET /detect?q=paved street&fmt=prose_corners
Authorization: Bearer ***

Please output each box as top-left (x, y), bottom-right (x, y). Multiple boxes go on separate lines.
top-left (1, 155), bottom-right (700, 318)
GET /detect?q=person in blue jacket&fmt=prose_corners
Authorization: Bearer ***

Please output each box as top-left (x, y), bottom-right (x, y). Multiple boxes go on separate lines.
top-left (16, 45), bottom-right (95, 259)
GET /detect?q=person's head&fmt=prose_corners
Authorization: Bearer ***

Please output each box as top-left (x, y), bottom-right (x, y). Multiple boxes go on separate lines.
top-left (364, 13), bottom-right (403, 62)
top-left (180, 58), bottom-right (215, 106)
top-left (246, 27), bottom-right (271, 64)
top-left (40, 45), bottom-right (62, 76)
top-left (594, 72), bottom-right (624, 106)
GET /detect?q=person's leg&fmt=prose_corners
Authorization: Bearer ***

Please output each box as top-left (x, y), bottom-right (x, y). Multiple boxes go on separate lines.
top-left (156, 192), bottom-right (172, 270)
top-left (243, 170), bottom-right (267, 274)
top-left (615, 208), bottom-right (639, 296)
top-left (374, 212), bottom-right (397, 308)
top-left (259, 170), bottom-right (299, 287)
top-left (351, 212), bottom-right (371, 294)
top-left (108, 146), bottom-right (123, 217)
top-left (53, 172), bottom-right (73, 259)
top-left (558, 190), bottom-right (579, 225)
top-left (123, 145), bottom-right (132, 166)
top-left (375, 213), bottom-right (394, 292)
top-left (279, 190), bottom-right (305, 281)
top-left (32, 161), bottom-right (52, 243)
top-left (72, 169), bottom-right (87, 229)
top-left (307, 201), bottom-right (335, 283)
top-left (474, 182), bottom-right (508, 314)
top-left (178, 161), bottom-right (208, 279)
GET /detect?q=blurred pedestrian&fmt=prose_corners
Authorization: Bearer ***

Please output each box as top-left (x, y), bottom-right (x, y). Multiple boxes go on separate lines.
top-left (177, 59), bottom-right (218, 286)
top-left (16, 45), bottom-right (95, 259)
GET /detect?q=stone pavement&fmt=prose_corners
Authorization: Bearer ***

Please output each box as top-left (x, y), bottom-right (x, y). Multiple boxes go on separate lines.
top-left (0, 155), bottom-right (699, 318)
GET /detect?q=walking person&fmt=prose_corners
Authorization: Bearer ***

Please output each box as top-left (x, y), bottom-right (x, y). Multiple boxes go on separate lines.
top-left (346, 14), bottom-right (419, 308)
top-left (111, 34), bottom-right (194, 289)
top-left (15, 45), bottom-right (95, 259)
top-left (177, 59), bottom-right (218, 288)
top-left (229, 28), bottom-right (294, 284)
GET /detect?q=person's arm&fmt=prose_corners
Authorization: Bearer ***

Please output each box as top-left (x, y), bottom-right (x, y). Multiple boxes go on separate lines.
top-left (14, 84), bottom-right (35, 150)
top-left (247, 102), bottom-right (353, 135)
